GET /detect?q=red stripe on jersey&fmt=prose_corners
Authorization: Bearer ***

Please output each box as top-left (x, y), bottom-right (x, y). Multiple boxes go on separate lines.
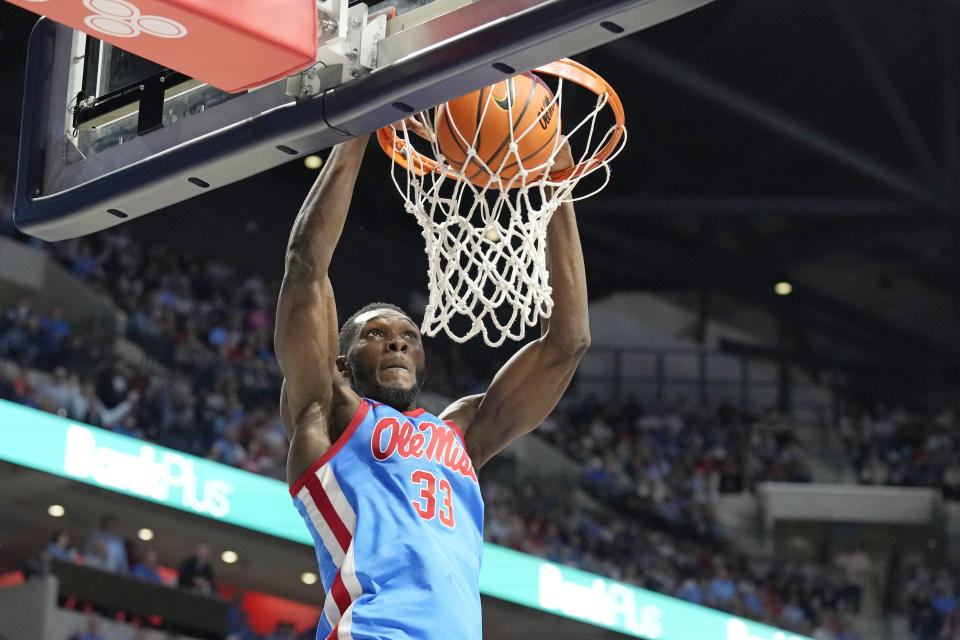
top-left (325, 620), bottom-right (339, 640)
top-left (329, 572), bottom-right (352, 614)
top-left (311, 482), bottom-right (352, 553)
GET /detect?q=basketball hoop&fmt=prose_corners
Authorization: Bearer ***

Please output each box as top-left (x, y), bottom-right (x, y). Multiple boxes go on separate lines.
top-left (377, 58), bottom-right (626, 347)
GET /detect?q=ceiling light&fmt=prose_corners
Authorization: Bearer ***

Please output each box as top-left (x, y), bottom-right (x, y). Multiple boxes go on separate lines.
top-left (303, 155), bottom-right (323, 170)
top-left (300, 572), bottom-right (318, 585)
top-left (221, 550), bottom-right (238, 564)
top-left (774, 281), bottom-right (792, 296)
top-left (137, 528), bottom-right (154, 541)
top-left (47, 504), bottom-right (65, 518)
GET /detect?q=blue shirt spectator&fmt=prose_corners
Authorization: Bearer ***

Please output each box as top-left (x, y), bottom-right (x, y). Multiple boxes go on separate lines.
top-left (933, 591), bottom-right (958, 615)
top-left (708, 571), bottom-right (736, 606)
top-left (84, 514), bottom-right (128, 574)
top-left (675, 578), bottom-right (704, 604)
top-left (46, 530), bottom-right (78, 562)
top-left (132, 549), bottom-right (164, 584)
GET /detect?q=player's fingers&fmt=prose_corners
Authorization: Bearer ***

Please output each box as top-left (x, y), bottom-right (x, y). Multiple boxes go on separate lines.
top-left (393, 115), bottom-right (435, 142)
top-left (408, 116), bottom-right (436, 143)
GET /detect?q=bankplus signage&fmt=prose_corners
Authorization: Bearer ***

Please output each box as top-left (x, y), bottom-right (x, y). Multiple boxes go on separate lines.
top-left (0, 399), bottom-right (308, 544)
top-left (481, 546), bottom-right (814, 640)
top-left (63, 424), bottom-right (232, 518)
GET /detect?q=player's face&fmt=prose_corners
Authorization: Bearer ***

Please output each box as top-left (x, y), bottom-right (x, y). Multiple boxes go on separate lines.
top-left (348, 310), bottom-right (426, 409)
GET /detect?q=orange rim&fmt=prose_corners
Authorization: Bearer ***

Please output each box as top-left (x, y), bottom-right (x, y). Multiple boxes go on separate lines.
top-left (376, 58), bottom-right (625, 184)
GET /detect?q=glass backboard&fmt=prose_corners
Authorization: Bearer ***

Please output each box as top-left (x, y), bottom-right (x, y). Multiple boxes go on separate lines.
top-left (14, 0), bottom-right (716, 241)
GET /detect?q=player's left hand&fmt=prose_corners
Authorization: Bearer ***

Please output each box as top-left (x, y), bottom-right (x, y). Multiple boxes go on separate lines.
top-left (392, 114), bottom-right (435, 142)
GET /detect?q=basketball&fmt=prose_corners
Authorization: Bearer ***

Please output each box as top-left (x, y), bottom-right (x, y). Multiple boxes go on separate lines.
top-left (435, 73), bottom-right (561, 187)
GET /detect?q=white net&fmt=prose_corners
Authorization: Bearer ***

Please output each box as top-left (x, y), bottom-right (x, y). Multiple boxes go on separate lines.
top-left (382, 62), bottom-right (626, 347)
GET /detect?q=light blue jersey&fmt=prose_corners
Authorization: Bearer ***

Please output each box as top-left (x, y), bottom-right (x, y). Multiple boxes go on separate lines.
top-left (290, 398), bottom-right (484, 640)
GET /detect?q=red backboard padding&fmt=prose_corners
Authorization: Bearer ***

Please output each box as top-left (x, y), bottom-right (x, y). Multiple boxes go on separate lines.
top-left (8, 0), bottom-right (317, 92)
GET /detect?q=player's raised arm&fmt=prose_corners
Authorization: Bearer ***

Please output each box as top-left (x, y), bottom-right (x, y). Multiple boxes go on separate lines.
top-left (446, 144), bottom-right (590, 468)
top-left (275, 135), bottom-right (369, 476)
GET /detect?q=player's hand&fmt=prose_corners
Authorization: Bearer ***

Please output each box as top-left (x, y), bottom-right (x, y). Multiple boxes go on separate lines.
top-left (392, 114), bottom-right (435, 143)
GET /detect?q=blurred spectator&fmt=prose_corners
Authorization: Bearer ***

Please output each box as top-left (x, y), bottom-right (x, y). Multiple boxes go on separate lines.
top-left (84, 514), bottom-right (129, 574)
top-left (833, 542), bottom-right (872, 614)
top-left (47, 530), bottom-right (78, 562)
top-left (71, 615), bottom-right (107, 640)
top-left (84, 540), bottom-right (113, 572)
top-left (675, 576), bottom-right (705, 604)
top-left (226, 595), bottom-right (259, 640)
top-left (208, 425), bottom-right (247, 467)
top-left (39, 306), bottom-right (70, 367)
top-left (132, 548), bottom-right (165, 584)
top-left (177, 542), bottom-right (215, 594)
top-left (707, 566), bottom-right (737, 610)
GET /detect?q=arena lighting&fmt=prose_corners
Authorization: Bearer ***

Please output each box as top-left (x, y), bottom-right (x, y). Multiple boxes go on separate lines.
top-left (47, 504), bottom-right (65, 517)
top-left (774, 281), bottom-right (793, 296)
top-left (137, 528), bottom-right (154, 541)
top-left (221, 550), bottom-right (239, 564)
top-left (300, 572), bottom-right (318, 585)
top-left (303, 155), bottom-right (323, 170)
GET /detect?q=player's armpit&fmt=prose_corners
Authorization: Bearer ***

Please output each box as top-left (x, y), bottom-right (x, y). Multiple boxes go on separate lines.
top-left (286, 402), bottom-right (332, 486)
top-left (460, 337), bottom-right (587, 468)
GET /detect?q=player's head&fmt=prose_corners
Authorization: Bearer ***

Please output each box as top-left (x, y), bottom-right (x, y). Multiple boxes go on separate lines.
top-left (337, 302), bottom-right (426, 410)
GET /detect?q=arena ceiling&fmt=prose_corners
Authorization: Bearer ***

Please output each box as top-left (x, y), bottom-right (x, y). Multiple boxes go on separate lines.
top-left (1, 0), bottom-right (958, 400)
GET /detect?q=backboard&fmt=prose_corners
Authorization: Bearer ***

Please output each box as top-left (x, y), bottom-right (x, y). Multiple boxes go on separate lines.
top-left (14, 0), bottom-right (716, 241)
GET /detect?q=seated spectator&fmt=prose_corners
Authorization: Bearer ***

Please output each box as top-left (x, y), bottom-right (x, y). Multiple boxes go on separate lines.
top-left (84, 513), bottom-right (129, 574)
top-left (84, 540), bottom-right (113, 572)
top-left (226, 595), bottom-right (259, 640)
top-left (47, 529), bottom-right (78, 562)
top-left (833, 542), bottom-right (871, 614)
top-left (177, 542), bottom-right (215, 595)
top-left (707, 566), bottom-right (737, 610)
top-left (208, 425), bottom-right (247, 467)
top-left (675, 576), bottom-right (705, 604)
top-left (39, 306), bottom-right (70, 366)
top-left (132, 548), bottom-right (165, 584)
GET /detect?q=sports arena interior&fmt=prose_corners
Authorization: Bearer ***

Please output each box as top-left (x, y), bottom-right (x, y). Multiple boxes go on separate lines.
top-left (0, 0), bottom-right (959, 639)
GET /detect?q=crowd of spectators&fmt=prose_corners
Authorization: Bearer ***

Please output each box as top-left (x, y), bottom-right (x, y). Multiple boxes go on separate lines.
top-left (840, 406), bottom-right (960, 499)
top-left (0, 296), bottom-right (290, 480)
top-left (539, 395), bottom-right (811, 539)
top-left (0, 218), bottom-right (831, 636)
top-left (40, 514), bottom-right (217, 593)
top-left (897, 560), bottom-right (960, 640)
top-left (482, 473), bottom-right (860, 639)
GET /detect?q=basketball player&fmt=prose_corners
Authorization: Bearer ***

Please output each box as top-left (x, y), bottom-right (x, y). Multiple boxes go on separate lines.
top-left (274, 123), bottom-right (589, 640)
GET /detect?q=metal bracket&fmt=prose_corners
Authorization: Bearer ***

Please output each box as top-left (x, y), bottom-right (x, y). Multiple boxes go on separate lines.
top-left (286, 1), bottom-right (387, 98)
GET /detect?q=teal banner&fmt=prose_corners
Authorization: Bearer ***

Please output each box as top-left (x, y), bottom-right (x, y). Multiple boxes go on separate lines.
top-left (0, 399), bottom-right (810, 640)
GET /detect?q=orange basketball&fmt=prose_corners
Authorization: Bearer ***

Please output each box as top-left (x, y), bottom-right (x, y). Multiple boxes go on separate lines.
top-left (435, 73), bottom-right (561, 187)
